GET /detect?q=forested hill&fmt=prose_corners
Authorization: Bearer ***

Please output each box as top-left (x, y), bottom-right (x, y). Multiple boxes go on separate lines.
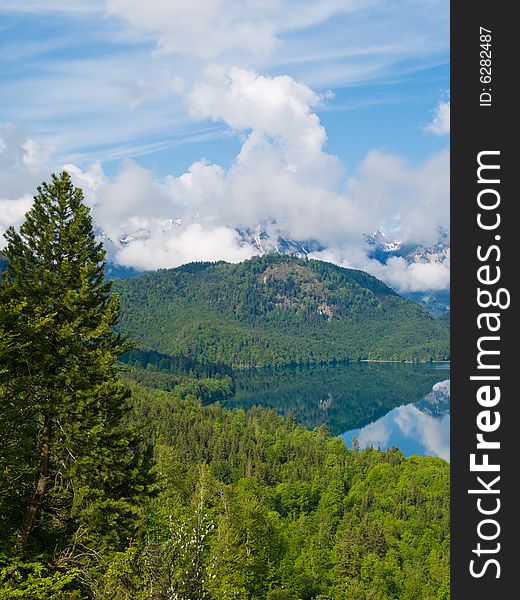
top-left (115, 255), bottom-right (449, 366)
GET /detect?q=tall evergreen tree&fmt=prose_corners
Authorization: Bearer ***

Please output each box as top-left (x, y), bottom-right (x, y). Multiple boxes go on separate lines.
top-left (0, 173), bottom-right (144, 568)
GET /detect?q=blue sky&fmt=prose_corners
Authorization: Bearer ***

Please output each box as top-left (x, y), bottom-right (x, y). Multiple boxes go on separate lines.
top-left (0, 0), bottom-right (450, 291)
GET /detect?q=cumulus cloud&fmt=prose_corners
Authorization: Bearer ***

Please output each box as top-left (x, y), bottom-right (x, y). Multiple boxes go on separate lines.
top-left (345, 149), bottom-right (450, 244)
top-left (53, 68), bottom-right (449, 292)
top-left (357, 419), bottom-right (391, 449)
top-left (188, 66), bottom-right (342, 185)
top-left (189, 66), bottom-right (324, 140)
top-left (0, 196), bottom-right (33, 249)
top-left (0, 124), bottom-right (55, 246)
top-left (62, 162), bottom-right (107, 206)
top-left (365, 254), bottom-right (450, 293)
top-left (310, 248), bottom-right (450, 294)
top-left (394, 405), bottom-right (450, 461)
top-left (0, 124), bottom-right (52, 197)
top-left (116, 223), bottom-right (255, 270)
top-left (425, 99), bottom-right (450, 135)
top-left (1, 68), bottom-right (449, 293)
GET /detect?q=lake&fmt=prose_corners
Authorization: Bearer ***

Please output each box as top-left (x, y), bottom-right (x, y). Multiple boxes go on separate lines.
top-left (223, 362), bottom-right (450, 460)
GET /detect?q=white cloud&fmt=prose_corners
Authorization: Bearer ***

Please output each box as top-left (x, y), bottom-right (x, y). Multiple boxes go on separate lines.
top-left (55, 68), bottom-right (448, 291)
top-left (107, 0), bottom-right (278, 60)
top-left (365, 254), bottom-right (450, 293)
top-left (116, 223), bottom-right (255, 270)
top-left (357, 419), bottom-right (391, 449)
top-left (0, 124), bottom-right (52, 197)
top-left (188, 66), bottom-right (342, 184)
top-left (22, 138), bottom-right (52, 171)
top-left (189, 66), bottom-right (324, 143)
top-left (0, 196), bottom-right (33, 249)
top-left (345, 149), bottom-right (450, 244)
top-left (425, 99), bottom-right (450, 135)
top-left (106, 0), bottom-right (372, 62)
top-left (1, 67), bottom-right (449, 293)
top-left (63, 161), bottom-right (108, 204)
top-left (96, 161), bottom-right (172, 222)
top-left (394, 405), bottom-right (450, 461)
top-left (0, 124), bottom-right (55, 248)
top-left (310, 246), bottom-right (450, 294)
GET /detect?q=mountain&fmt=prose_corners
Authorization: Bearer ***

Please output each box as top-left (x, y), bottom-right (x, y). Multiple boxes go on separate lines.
top-left (415, 379), bottom-right (450, 417)
top-left (115, 254), bottom-right (449, 367)
top-left (104, 262), bottom-right (141, 280)
top-left (405, 290), bottom-right (450, 317)
top-left (365, 230), bottom-right (450, 315)
top-left (364, 229), bottom-right (449, 265)
top-left (235, 223), bottom-right (324, 256)
top-left (98, 223), bottom-right (450, 315)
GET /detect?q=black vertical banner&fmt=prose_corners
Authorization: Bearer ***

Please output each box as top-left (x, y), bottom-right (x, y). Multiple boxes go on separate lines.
top-left (451, 2), bottom-right (516, 598)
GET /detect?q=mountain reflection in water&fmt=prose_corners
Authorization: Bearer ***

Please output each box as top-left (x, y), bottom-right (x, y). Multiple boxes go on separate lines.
top-left (343, 379), bottom-right (450, 461)
top-left (224, 363), bottom-right (450, 458)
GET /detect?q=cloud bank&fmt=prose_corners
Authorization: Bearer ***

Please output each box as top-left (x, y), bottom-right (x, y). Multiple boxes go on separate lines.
top-left (1, 69), bottom-right (449, 293)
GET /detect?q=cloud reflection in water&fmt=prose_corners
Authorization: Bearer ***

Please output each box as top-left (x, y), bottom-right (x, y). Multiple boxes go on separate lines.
top-left (343, 379), bottom-right (450, 461)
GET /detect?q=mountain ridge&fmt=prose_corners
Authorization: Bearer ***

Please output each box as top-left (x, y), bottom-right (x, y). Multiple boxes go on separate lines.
top-left (115, 254), bottom-right (449, 367)
top-left (96, 224), bottom-right (451, 315)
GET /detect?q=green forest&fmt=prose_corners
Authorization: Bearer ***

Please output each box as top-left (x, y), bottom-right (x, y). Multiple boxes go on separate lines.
top-left (0, 174), bottom-right (450, 599)
top-left (115, 255), bottom-right (449, 367)
top-left (118, 352), bottom-right (446, 436)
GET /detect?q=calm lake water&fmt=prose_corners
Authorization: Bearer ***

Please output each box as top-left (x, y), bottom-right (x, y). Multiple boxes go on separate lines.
top-left (223, 362), bottom-right (450, 460)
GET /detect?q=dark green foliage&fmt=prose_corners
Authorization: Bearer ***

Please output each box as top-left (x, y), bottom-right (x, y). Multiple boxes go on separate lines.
top-left (0, 176), bottom-right (450, 598)
top-left (115, 255), bottom-right (450, 366)
top-left (229, 362), bottom-right (448, 434)
top-left (119, 347), bottom-right (233, 379)
top-left (121, 368), bottom-right (235, 404)
top-left (0, 251), bottom-right (7, 275)
top-left (404, 289), bottom-right (450, 317)
top-left (438, 310), bottom-right (450, 326)
top-left (101, 379), bottom-right (450, 599)
top-left (0, 173), bottom-right (148, 596)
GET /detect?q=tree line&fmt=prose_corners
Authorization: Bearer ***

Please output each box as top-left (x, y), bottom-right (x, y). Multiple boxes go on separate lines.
top-left (114, 255), bottom-right (450, 367)
top-left (0, 174), bottom-right (449, 598)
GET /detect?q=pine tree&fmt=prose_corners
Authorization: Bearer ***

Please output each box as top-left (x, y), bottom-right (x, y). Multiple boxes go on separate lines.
top-left (0, 172), bottom-right (145, 563)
